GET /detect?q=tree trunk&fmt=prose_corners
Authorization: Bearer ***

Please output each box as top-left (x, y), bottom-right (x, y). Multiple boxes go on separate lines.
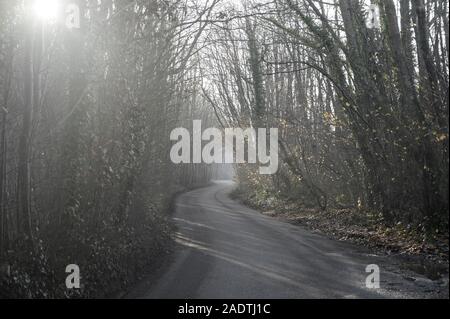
top-left (17, 17), bottom-right (34, 242)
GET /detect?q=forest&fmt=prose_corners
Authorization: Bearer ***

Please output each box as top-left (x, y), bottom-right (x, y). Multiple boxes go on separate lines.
top-left (0, 0), bottom-right (448, 298)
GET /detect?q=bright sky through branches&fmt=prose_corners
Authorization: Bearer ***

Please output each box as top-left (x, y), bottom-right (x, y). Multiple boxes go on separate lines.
top-left (33, 0), bottom-right (59, 22)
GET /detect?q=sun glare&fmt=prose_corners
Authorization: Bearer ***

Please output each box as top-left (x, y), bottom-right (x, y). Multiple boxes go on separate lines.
top-left (33, 0), bottom-right (60, 22)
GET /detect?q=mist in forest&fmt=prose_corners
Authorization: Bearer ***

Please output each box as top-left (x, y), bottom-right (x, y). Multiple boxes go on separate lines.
top-left (0, 0), bottom-right (448, 299)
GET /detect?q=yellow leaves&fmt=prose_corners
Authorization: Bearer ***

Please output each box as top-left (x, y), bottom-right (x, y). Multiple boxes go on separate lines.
top-left (323, 111), bottom-right (341, 127)
top-left (434, 132), bottom-right (448, 143)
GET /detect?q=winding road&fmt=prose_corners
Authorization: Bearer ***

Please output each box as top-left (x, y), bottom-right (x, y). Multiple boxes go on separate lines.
top-left (128, 181), bottom-right (439, 299)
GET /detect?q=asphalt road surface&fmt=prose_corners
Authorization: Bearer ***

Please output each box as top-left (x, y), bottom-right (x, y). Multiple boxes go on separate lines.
top-left (128, 181), bottom-right (442, 299)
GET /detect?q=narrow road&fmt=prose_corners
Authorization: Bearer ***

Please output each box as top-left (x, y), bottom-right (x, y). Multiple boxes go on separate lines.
top-left (128, 181), bottom-right (439, 299)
